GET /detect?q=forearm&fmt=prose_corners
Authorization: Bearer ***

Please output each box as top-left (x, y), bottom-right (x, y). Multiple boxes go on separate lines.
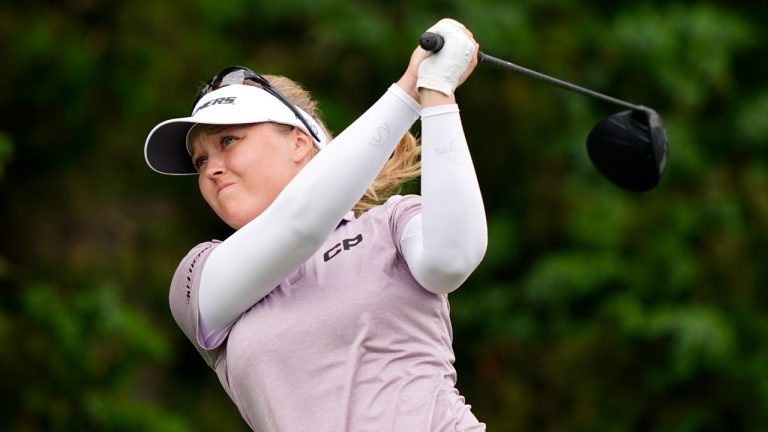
top-left (401, 102), bottom-right (487, 294)
top-left (199, 85), bottom-right (421, 339)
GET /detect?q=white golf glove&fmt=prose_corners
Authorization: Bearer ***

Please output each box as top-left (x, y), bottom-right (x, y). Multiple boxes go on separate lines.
top-left (416, 18), bottom-right (475, 96)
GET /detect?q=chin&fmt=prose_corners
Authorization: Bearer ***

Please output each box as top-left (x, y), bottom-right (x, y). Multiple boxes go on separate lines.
top-left (222, 208), bottom-right (265, 231)
top-left (214, 208), bottom-right (246, 230)
top-left (224, 215), bottom-right (249, 230)
top-left (214, 198), bottom-right (271, 231)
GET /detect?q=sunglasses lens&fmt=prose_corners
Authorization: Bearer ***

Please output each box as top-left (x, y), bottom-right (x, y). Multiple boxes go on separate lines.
top-left (218, 69), bottom-right (251, 86)
top-left (192, 67), bottom-right (253, 111)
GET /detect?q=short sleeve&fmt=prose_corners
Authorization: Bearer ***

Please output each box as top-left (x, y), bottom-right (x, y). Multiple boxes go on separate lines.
top-left (168, 240), bottom-right (226, 368)
top-left (386, 194), bottom-right (422, 254)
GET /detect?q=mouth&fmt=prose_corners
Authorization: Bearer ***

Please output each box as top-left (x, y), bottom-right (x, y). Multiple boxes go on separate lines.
top-left (217, 182), bottom-right (235, 195)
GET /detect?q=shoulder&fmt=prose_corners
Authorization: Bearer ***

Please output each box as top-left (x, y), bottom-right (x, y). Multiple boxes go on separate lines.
top-left (380, 194), bottom-right (422, 220)
top-left (171, 241), bottom-right (221, 289)
top-left (385, 194), bottom-right (422, 228)
top-left (171, 239), bottom-right (221, 286)
top-left (175, 241), bottom-right (221, 272)
top-left (355, 194), bottom-right (421, 223)
top-left (383, 193), bottom-right (421, 207)
top-left (354, 195), bottom-right (422, 242)
top-left (168, 241), bottom-right (220, 337)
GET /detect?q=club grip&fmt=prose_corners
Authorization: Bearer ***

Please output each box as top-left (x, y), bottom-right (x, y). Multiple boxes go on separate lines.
top-left (419, 32), bottom-right (444, 52)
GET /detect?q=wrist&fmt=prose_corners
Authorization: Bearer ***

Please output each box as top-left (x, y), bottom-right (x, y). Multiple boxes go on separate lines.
top-left (396, 75), bottom-right (420, 104)
top-left (419, 88), bottom-right (456, 107)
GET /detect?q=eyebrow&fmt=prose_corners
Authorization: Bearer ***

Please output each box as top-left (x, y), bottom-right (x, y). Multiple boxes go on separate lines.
top-left (192, 124), bottom-right (253, 153)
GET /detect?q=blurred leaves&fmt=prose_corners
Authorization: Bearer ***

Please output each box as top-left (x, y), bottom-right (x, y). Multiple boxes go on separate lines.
top-left (610, 4), bottom-right (753, 110)
top-left (0, 282), bottom-right (178, 431)
top-left (736, 91), bottom-right (768, 147)
top-left (0, 132), bottom-right (11, 179)
top-left (20, 282), bottom-right (169, 364)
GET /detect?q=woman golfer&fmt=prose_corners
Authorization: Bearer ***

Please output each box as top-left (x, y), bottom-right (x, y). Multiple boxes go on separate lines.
top-left (145, 18), bottom-right (487, 431)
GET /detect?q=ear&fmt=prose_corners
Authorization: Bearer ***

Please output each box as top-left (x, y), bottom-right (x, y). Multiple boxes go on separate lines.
top-left (290, 127), bottom-right (315, 163)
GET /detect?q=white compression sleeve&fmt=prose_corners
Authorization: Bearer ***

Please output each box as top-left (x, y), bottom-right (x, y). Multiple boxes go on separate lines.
top-left (399, 104), bottom-right (487, 294)
top-left (198, 84), bottom-right (421, 343)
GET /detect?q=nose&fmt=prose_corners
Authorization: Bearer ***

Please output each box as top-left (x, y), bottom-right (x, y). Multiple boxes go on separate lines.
top-left (202, 153), bottom-right (227, 178)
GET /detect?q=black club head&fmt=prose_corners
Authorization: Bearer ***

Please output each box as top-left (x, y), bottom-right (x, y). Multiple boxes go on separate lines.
top-left (586, 108), bottom-right (668, 192)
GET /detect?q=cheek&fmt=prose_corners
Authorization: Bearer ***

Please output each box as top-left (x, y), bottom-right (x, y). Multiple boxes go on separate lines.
top-left (199, 182), bottom-right (231, 224)
top-left (198, 177), bottom-right (218, 206)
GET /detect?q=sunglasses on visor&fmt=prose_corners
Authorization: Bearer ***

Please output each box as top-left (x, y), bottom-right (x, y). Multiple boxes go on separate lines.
top-left (192, 66), bottom-right (322, 143)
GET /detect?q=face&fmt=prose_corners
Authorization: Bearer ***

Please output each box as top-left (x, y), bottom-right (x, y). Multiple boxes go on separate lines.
top-left (191, 123), bottom-right (314, 229)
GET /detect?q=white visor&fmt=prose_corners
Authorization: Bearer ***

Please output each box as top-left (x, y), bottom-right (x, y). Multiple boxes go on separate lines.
top-left (144, 84), bottom-right (328, 175)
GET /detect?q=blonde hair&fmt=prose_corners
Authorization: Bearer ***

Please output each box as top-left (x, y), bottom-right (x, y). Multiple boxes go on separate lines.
top-left (191, 74), bottom-right (421, 215)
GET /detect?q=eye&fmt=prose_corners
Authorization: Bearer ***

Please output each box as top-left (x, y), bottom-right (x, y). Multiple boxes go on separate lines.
top-left (193, 156), bottom-right (208, 171)
top-left (221, 135), bottom-right (238, 146)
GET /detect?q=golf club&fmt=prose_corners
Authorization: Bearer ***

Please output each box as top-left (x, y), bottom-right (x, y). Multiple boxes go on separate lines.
top-left (419, 32), bottom-right (669, 192)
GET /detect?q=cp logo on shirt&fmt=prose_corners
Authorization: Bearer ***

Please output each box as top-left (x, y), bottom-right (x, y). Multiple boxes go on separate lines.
top-left (323, 234), bottom-right (363, 262)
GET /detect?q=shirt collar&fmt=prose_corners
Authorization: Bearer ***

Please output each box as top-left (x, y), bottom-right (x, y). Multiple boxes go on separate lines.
top-left (338, 211), bottom-right (355, 226)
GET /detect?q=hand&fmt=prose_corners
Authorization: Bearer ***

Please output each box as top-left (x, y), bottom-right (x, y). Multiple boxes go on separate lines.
top-left (416, 19), bottom-right (479, 96)
top-left (396, 47), bottom-right (431, 103)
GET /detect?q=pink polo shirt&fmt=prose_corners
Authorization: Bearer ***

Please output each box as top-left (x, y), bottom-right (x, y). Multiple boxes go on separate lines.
top-left (169, 195), bottom-right (485, 431)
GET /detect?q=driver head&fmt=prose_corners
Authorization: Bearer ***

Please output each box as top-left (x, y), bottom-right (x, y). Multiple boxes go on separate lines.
top-left (586, 108), bottom-right (668, 192)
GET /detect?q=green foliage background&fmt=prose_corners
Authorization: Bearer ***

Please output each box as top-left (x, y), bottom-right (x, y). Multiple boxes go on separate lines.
top-left (1, 0), bottom-right (767, 430)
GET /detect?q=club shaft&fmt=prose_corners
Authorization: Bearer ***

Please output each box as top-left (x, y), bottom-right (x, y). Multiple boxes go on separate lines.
top-left (418, 32), bottom-right (642, 111)
top-left (478, 52), bottom-right (641, 111)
